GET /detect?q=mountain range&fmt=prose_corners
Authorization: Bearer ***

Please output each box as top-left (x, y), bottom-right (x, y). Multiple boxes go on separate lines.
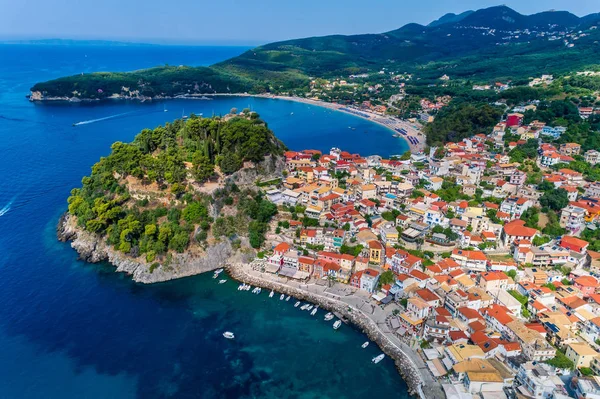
top-left (31, 6), bottom-right (600, 100)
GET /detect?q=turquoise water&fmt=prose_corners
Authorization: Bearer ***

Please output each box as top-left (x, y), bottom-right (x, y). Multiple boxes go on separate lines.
top-left (0, 44), bottom-right (410, 398)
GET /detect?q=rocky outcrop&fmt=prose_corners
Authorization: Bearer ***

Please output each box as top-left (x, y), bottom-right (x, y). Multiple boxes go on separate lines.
top-left (225, 263), bottom-right (431, 398)
top-left (57, 213), bottom-right (233, 284)
top-left (227, 154), bottom-right (286, 187)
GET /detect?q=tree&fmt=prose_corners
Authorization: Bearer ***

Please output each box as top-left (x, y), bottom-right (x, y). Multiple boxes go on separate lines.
top-left (192, 152), bottom-right (214, 182)
top-left (379, 270), bottom-right (395, 287)
top-left (540, 188), bottom-right (569, 212)
top-left (545, 349), bottom-right (575, 370)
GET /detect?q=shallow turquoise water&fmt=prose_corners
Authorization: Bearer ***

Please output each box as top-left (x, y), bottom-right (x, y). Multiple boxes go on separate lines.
top-left (0, 44), bottom-right (410, 398)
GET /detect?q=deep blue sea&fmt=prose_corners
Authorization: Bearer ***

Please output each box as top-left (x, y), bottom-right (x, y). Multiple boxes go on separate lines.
top-left (0, 44), bottom-right (410, 398)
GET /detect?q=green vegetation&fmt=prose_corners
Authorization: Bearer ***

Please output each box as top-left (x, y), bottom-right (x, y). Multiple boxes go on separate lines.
top-left (545, 349), bottom-right (575, 370)
top-left (67, 114), bottom-right (284, 262)
top-left (425, 102), bottom-right (503, 146)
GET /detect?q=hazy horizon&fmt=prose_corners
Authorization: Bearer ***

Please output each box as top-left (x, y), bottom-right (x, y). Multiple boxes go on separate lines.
top-left (1, 1), bottom-right (598, 45)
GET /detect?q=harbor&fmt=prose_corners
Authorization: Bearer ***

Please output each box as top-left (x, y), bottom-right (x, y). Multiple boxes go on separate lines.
top-left (225, 262), bottom-right (443, 399)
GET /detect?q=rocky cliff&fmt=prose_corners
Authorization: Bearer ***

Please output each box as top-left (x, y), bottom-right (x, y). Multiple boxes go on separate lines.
top-left (57, 213), bottom-right (234, 284)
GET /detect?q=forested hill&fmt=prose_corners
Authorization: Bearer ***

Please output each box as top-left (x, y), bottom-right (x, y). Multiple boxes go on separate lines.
top-left (66, 112), bottom-right (285, 261)
top-left (31, 6), bottom-right (600, 100)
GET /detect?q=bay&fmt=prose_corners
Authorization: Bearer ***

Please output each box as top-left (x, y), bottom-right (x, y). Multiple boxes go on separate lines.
top-left (0, 44), bottom-right (410, 398)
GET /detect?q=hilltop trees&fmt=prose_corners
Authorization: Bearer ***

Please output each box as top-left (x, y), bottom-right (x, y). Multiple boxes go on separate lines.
top-left (425, 102), bottom-right (502, 146)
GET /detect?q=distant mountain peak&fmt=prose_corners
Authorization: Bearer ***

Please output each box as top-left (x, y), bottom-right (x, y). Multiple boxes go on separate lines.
top-left (428, 10), bottom-right (474, 27)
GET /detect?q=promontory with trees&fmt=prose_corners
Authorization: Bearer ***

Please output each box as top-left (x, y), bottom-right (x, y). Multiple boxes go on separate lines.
top-left (59, 110), bottom-right (286, 281)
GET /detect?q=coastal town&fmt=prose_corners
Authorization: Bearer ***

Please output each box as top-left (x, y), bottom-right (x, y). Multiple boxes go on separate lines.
top-left (234, 106), bottom-right (600, 398)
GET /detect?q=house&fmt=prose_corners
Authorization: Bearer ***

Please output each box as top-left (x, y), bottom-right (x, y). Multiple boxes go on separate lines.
top-left (506, 113), bottom-right (524, 127)
top-left (560, 204), bottom-right (586, 234)
top-left (516, 362), bottom-right (564, 399)
top-left (501, 220), bottom-right (538, 247)
top-left (368, 240), bottom-right (383, 265)
top-left (451, 249), bottom-right (488, 272)
top-left (500, 196), bottom-right (532, 219)
top-left (585, 149), bottom-right (600, 165)
top-left (574, 276), bottom-right (598, 298)
top-left (559, 142), bottom-right (582, 156)
top-left (565, 342), bottom-right (599, 369)
top-left (353, 268), bottom-right (379, 293)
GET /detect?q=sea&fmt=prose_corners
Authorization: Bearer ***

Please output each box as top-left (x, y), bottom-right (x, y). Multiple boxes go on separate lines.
top-left (0, 44), bottom-right (410, 399)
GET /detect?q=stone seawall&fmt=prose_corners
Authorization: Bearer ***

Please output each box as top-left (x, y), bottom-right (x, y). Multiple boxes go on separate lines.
top-left (226, 263), bottom-right (428, 398)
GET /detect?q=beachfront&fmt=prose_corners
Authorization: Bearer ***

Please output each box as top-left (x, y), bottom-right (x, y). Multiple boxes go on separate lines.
top-left (265, 95), bottom-right (426, 154)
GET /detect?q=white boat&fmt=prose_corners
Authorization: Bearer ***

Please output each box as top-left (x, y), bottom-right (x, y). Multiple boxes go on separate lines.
top-left (238, 284), bottom-right (244, 291)
top-left (324, 313), bottom-right (334, 321)
top-left (280, 294), bottom-right (285, 300)
top-left (212, 273), bottom-right (218, 279)
top-left (215, 268), bottom-right (224, 275)
top-left (223, 331), bottom-right (235, 339)
top-left (306, 305), bottom-right (313, 311)
top-left (362, 342), bottom-right (370, 349)
top-left (294, 301), bottom-right (300, 307)
top-left (269, 291), bottom-right (274, 298)
top-left (285, 296), bottom-right (290, 301)
top-left (300, 304), bottom-right (309, 310)
top-left (163, 105), bottom-right (168, 112)
top-left (256, 288), bottom-right (261, 294)
top-left (372, 354), bottom-right (385, 364)
top-left (333, 320), bottom-right (342, 330)
top-left (311, 308), bottom-right (317, 316)
top-left (218, 279), bottom-right (227, 284)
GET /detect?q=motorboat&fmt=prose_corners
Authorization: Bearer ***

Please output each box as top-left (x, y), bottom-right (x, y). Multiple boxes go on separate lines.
top-left (333, 320), bottom-right (342, 330)
top-left (362, 342), bottom-right (369, 349)
top-left (324, 313), bottom-right (334, 321)
top-left (269, 290), bottom-right (274, 298)
top-left (218, 279), bottom-right (227, 284)
top-left (294, 301), bottom-right (300, 307)
top-left (223, 331), bottom-right (235, 339)
top-left (311, 308), bottom-right (317, 316)
top-left (300, 304), bottom-right (309, 310)
top-left (306, 305), bottom-right (313, 311)
top-left (285, 296), bottom-right (290, 301)
top-left (280, 294), bottom-right (285, 300)
top-left (372, 354), bottom-right (385, 364)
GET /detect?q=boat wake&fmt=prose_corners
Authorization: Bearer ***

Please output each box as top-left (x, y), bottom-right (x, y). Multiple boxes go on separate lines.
top-left (73, 111), bottom-right (134, 126)
top-left (0, 197), bottom-right (15, 217)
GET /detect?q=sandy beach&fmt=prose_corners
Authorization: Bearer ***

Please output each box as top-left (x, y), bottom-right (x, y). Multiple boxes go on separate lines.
top-left (209, 93), bottom-right (426, 154)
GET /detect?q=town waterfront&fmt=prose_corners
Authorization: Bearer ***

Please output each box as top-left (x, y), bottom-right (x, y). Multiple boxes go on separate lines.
top-left (0, 44), bottom-right (410, 398)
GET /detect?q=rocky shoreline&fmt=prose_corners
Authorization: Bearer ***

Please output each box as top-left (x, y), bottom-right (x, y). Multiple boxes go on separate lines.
top-left (57, 213), bottom-right (233, 284)
top-left (225, 262), bottom-right (428, 398)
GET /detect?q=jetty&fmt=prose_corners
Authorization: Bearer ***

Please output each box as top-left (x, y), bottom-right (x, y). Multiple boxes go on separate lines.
top-left (225, 262), bottom-right (443, 399)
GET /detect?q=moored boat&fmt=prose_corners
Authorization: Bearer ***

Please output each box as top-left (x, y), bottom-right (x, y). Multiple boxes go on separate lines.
top-left (218, 279), bottom-right (227, 284)
top-left (362, 342), bottom-right (369, 349)
top-left (372, 354), bottom-right (385, 364)
top-left (294, 301), bottom-right (300, 307)
top-left (311, 308), bottom-right (317, 316)
top-left (269, 290), bottom-right (274, 298)
top-left (300, 304), bottom-right (309, 310)
top-left (223, 331), bottom-right (235, 339)
top-left (333, 320), bottom-right (342, 330)
top-left (280, 294), bottom-right (285, 300)
top-left (324, 313), bottom-right (334, 321)
top-left (285, 295), bottom-right (290, 301)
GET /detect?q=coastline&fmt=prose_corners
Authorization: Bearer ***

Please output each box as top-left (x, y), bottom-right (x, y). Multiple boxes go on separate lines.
top-left (226, 262), bottom-right (443, 399)
top-left (29, 91), bottom-right (424, 154)
top-left (57, 214), bottom-right (443, 398)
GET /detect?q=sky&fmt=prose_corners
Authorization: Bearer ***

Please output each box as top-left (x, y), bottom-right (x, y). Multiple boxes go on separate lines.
top-left (0, 0), bottom-right (598, 45)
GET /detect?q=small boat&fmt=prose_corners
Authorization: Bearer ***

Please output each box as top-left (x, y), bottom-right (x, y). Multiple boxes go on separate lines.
top-left (256, 288), bottom-right (261, 294)
top-left (163, 104), bottom-right (168, 112)
top-left (333, 320), bottom-right (342, 330)
top-left (294, 301), bottom-right (300, 307)
top-left (300, 304), bottom-right (309, 310)
top-left (372, 354), bottom-right (385, 364)
top-left (324, 313), bottom-right (334, 321)
top-left (238, 284), bottom-right (243, 290)
top-left (212, 273), bottom-right (218, 279)
top-left (285, 296), bottom-right (290, 301)
top-left (269, 291), bottom-right (274, 298)
top-left (215, 268), bottom-right (224, 275)
top-left (306, 305), bottom-right (313, 311)
top-left (223, 331), bottom-right (235, 339)
top-left (280, 294), bottom-right (285, 300)
top-left (311, 308), bottom-right (318, 316)
top-left (218, 279), bottom-right (227, 284)
top-left (362, 342), bottom-right (370, 349)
